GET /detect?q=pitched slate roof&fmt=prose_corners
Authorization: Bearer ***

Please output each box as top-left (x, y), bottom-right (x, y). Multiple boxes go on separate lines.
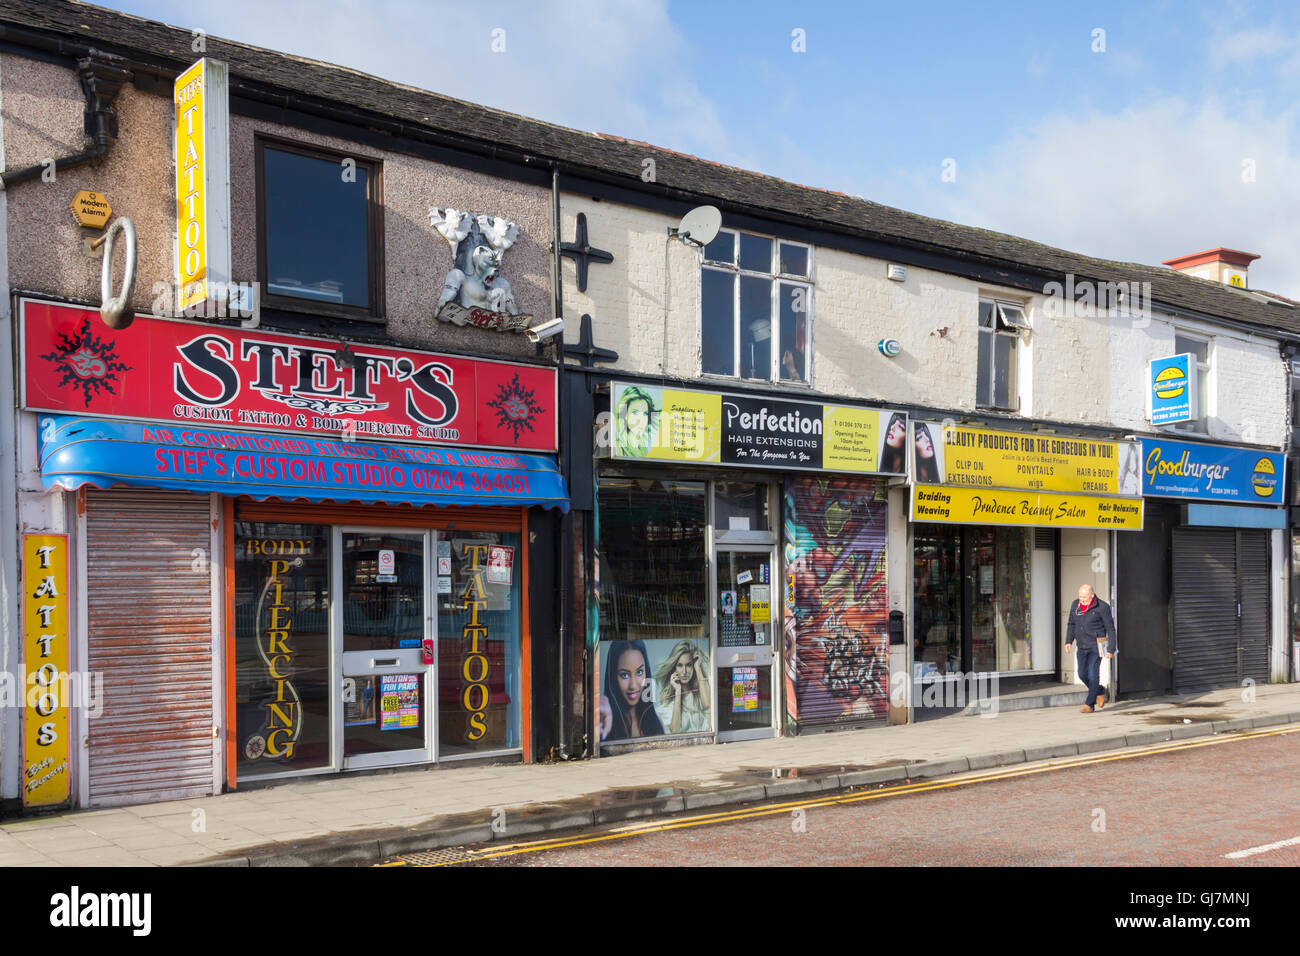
top-left (4, 0), bottom-right (1298, 340)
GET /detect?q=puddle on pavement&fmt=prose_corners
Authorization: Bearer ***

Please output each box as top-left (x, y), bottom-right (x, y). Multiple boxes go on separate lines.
top-left (1143, 710), bottom-right (1232, 724)
top-left (710, 761), bottom-right (905, 784)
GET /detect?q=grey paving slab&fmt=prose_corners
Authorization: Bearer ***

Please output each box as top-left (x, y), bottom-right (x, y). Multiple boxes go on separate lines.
top-left (682, 784), bottom-right (767, 810)
top-left (967, 750), bottom-right (1026, 771)
top-left (0, 846), bottom-right (57, 865)
top-left (109, 828), bottom-right (201, 852)
top-left (42, 846), bottom-right (155, 867)
top-left (11, 827), bottom-right (114, 851)
top-left (1211, 718), bottom-right (1256, 733)
top-left (133, 844), bottom-right (231, 866)
top-left (1076, 735), bottom-right (1132, 755)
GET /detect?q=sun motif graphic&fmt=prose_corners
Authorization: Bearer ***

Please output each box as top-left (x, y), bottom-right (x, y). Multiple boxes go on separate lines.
top-left (41, 317), bottom-right (131, 408)
top-left (486, 373), bottom-right (543, 442)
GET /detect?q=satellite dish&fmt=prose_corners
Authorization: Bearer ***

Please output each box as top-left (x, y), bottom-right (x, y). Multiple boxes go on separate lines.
top-left (670, 205), bottom-right (721, 248)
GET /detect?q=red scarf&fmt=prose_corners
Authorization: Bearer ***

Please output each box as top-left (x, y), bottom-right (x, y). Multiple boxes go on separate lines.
top-left (1078, 597), bottom-right (1094, 612)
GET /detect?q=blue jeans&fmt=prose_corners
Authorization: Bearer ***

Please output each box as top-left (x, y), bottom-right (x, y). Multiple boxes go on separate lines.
top-left (1076, 646), bottom-right (1106, 708)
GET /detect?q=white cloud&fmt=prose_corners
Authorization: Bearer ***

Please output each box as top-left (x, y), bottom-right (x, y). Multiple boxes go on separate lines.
top-left (869, 95), bottom-right (1300, 299)
top-left (125, 0), bottom-right (748, 166)
top-left (1205, 26), bottom-right (1294, 69)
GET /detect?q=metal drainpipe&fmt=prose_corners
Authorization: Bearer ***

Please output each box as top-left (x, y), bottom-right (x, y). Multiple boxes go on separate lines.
top-left (0, 53), bottom-right (131, 190)
top-left (551, 166), bottom-right (570, 760)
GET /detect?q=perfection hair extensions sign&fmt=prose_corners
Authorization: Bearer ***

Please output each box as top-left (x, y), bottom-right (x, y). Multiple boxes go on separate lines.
top-left (20, 299), bottom-right (557, 453)
top-left (608, 381), bottom-right (906, 476)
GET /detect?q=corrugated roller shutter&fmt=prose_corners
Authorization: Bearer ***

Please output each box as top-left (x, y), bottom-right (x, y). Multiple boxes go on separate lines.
top-left (1238, 530), bottom-right (1270, 683)
top-left (1172, 528), bottom-right (1237, 691)
top-left (783, 477), bottom-right (889, 729)
top-left (86, 490), bottom-right (216, 806)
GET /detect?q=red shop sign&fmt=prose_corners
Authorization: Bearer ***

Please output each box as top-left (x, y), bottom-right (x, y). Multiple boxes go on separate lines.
top-left (20, 299), bottom-right (558, 453)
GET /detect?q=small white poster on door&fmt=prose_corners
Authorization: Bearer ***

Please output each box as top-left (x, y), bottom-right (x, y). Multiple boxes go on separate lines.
top-left (487, 545), bottom-right (514, 585)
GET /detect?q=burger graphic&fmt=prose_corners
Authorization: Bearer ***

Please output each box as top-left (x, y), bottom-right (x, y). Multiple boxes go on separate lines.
top-left (1152, 363), bottom-right (1188, 400)
top-left (1251, 457), bottom-right (1278, 498)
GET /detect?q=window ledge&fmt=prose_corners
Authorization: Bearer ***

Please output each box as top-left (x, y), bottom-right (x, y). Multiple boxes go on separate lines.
top-left (698, 372), bottom-right (812, 389)
top-left (262, 291), bottom-right (385, 325)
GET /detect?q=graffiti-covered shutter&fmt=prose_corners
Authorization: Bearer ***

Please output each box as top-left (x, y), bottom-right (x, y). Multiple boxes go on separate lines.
top-left (783, 477), bottom-right (889, 731)
top-left (85, 490), bottom-right (217, 806)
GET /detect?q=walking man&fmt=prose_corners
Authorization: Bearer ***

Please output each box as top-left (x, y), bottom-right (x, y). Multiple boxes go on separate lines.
top-left (1064, 584), bottom-right (1116, 713)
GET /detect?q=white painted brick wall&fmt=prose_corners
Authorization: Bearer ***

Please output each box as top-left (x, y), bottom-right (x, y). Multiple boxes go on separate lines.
top-left (1109, 314), bottom-right (1286, 446)
top-left (563, 194), bottom-right (1287, 443)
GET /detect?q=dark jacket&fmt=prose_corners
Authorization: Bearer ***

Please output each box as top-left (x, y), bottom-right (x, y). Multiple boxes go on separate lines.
top-left (1066, 597), bottom-right (1117, 653)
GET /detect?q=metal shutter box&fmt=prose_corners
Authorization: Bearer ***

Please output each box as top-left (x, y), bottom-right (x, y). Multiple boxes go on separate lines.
top-left (1238, 530), bottom-right (1270, 684)
top-left (85, 490), bottom-right (217, 806)
top-left (1172, 527), bottom-right (1238, 691)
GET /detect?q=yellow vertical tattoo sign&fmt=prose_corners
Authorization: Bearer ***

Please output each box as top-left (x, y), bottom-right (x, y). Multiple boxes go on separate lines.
top-left (23, 534), bottom-right (70, 807)
top-left (459, 544), bottom-right (491, 742)
top-left (174, 60), bottom-right (208, 309)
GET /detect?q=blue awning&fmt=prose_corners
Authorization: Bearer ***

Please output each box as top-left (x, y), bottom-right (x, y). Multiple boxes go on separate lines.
top-left (38, 417), bottom-right (569, 512)
top-left (1186, 503), bottom-right (1285, 529)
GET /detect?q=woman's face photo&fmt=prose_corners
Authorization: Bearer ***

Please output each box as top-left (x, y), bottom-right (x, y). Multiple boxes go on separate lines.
top-left (625, 399), bottom-right (650, 438)
top-left (616, 649), bottom-right (647, 706)
top-left (885, 417), bottom-right (906, 448)
top-left (915, 429), bottom-right (934, 459)
top-left (673, 651), bottom-right (694, 686)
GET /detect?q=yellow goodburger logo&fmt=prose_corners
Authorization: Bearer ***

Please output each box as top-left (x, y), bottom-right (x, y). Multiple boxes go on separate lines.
top-left (1153, 363), bottom-right (1187, 400)
top-left (1252, 457), bottom-right (1277, 497)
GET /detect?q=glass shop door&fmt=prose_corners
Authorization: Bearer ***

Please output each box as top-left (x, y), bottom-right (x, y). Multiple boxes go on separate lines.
top-left (336, 528), bottom-right (435, 770)
top-left (713, 546), bottom-right (776, 742)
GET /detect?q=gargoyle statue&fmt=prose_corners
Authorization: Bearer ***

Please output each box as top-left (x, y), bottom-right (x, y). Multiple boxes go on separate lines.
top-left (430, 207), bottom-right (522, 321)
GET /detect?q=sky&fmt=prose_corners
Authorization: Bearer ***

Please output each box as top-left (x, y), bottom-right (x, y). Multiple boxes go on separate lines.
top-left (105, 0), bottom-right (1300, 297)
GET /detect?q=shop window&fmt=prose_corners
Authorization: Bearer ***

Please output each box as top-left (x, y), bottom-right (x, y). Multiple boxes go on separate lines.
top-left (971, 527), bottom-right (1032, 672)
top-left (1291, 358), bottom-right (1300, 454)
top-left (713, 481), bottom-right (770, 534)
top-left (256, 138), bottom-right (383, 321)
top-left (437, 532), bottom-right (523, 757)
top-left (234, 523), bottom-right (332, 779)
top-left (977, 299), bottom-right (1028, 410)
top-left (702, 230), bottom-right (812, 383)
top-left (913, 524), bottom-right (1034, 677)
top-left (1170, 331), bottom-right (1211, 435)
top-left (596, 479), bottom-right (712, 742)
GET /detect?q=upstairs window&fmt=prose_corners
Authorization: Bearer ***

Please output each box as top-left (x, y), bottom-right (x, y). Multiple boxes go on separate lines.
top-left (701, 230), bottom-right (812, 383)
top-left (256, 138), bottom-right (383, 321)
top-left (1170, 331), bottom-right (1211, 434)
top-left (977, 300), bottom-right (1028, 410)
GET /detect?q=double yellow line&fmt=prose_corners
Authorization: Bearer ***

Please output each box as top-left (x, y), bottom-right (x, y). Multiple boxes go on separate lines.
top-left (384, 724), bottom-right (1296, 866)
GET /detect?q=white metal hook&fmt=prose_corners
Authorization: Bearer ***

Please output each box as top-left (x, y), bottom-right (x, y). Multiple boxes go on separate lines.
top-left (98, 216), bottom-right (136, 329)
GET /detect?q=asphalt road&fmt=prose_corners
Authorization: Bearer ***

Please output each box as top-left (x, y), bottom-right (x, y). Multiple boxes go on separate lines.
top-left (445, 729), bottom-right (1299, 867)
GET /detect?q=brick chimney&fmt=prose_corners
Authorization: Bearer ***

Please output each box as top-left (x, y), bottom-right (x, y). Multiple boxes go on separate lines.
top-left (1163, 248), bottom-right (1260, 289)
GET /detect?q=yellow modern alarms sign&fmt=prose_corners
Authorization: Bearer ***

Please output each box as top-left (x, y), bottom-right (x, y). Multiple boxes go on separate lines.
top-left (173, 58), bottom-right (231, 312)
top-left (911, 485), bottom-right (1144, 530)
top-left (23, 534), bottom-right (70, 807)
top-left (68, 190), bottom-right (111, 229)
